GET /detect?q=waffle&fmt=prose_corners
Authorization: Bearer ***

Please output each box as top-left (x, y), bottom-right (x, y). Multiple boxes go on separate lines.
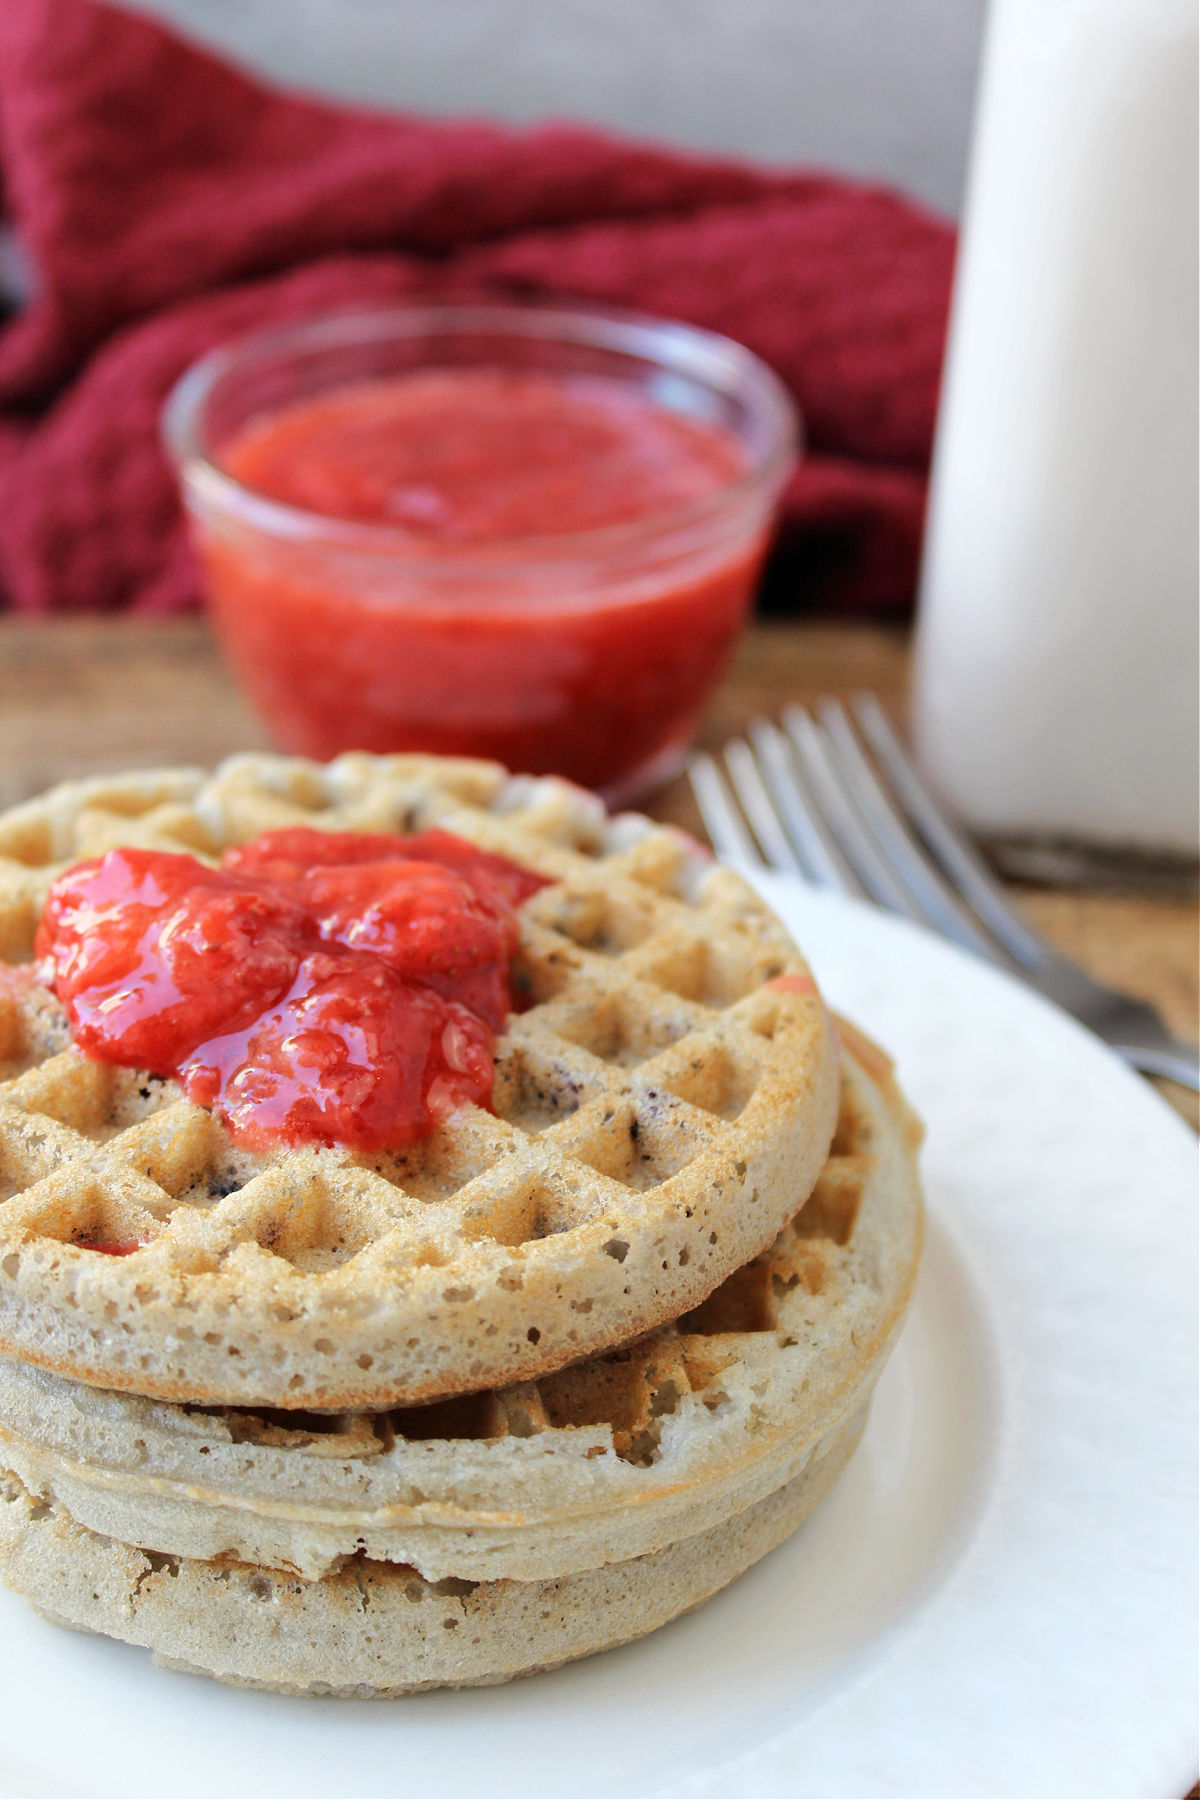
top-left (0, 754), bottom-right (838, 1409)
top-left (0, 1038), bottom-right (923, 1585)
top-left (0, 1406), bottom-right (865, 1697)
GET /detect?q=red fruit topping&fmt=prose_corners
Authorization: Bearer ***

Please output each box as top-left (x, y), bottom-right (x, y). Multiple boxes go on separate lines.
top-left (36, 828), bottom-right (550, 1152)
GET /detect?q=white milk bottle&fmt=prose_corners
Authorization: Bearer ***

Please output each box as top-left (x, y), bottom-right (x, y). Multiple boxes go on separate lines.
top-left (913, 0), bottom-right (1198, 858)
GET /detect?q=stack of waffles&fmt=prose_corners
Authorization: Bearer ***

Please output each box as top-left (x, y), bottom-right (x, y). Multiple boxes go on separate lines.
top-left (0, 754), bottom-right (923, 1696)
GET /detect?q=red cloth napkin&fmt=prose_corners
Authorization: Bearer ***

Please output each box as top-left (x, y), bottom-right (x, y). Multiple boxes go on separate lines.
top-left (0, 0), bottom-right (955, 616)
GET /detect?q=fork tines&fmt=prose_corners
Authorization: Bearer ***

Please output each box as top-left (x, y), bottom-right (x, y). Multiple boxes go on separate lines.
top-left (689, 696), bottom-right (1047, 971)
top-left (690, 697), bottom-right (1200, 1089)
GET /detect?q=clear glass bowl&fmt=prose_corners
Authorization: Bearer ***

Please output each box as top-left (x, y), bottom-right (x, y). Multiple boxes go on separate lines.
top-left (164, 302), bottom-right (798, 802)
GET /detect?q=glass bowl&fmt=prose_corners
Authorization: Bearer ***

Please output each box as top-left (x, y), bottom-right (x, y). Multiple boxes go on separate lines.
top-left (164, 302), bottom-right (798, 803)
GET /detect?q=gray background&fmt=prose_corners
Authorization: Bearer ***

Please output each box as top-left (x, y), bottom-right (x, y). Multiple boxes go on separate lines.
top-left (121, 0), bottom-right (987, 216)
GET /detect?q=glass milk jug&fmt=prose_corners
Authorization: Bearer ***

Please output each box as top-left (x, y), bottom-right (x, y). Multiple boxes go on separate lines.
top-left (913, 0), bottom-right (1198, 860)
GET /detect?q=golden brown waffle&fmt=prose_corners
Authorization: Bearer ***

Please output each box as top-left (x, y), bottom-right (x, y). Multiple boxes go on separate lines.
top-left (0, 1407), bottom-right (866, 1698)
top-left (0, 754), bottom-right (838, 1408)
top-left (0, 1041), bottom-right (923, 1583)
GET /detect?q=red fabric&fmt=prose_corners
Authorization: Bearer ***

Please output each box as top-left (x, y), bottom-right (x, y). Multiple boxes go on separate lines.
top-left (0, 0), bottom-right (955, 616)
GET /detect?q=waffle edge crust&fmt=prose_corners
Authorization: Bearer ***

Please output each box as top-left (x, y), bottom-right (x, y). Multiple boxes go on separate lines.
top-left (0, 1044), bottom-right (923, 1585)
top-left (0, 754), bottom-right (839, 1409)
top-left (0, 1408), bottom-right (867, 1698)
top-left (0, 1041), bottom-right (924, 1699)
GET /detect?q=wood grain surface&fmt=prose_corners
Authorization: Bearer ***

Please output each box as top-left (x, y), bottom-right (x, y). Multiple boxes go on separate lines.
top-left (2, 615), bottom-right (1196, 1130)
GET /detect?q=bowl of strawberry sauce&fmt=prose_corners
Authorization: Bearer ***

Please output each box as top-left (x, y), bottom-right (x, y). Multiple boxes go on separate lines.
top-left (164, 304), bottom-right (798, 803)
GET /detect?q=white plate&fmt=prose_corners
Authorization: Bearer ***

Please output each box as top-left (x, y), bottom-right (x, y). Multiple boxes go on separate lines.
top-left (0, 877), bottom-right (1194, 1800)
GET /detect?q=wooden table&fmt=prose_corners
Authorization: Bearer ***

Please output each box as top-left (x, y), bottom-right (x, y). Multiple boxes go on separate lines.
top-left (3, 614), bottom-right (1195, 1128)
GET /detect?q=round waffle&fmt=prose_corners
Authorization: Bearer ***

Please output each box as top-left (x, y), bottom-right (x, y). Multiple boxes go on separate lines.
top-left (0, 1036), bottom-right (922, 1585)
top-left (0, 754), bottom-right (838, 1409)
top-left (0, 1407), bottom-right (865, 1697)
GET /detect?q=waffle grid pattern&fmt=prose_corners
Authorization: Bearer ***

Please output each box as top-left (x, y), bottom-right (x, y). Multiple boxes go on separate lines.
top-left (202, 1072), bottom-right (872, 1472)
top-left (0, 1045), bottom-right (922, 1587)
top-left (0, 754), bottom-right (837, 1408)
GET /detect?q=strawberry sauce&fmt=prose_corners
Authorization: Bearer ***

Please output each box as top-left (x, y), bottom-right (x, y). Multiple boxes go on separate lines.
top-left (202, 370), bottom-right (763, 794)
top-left (36, 828), bottom-right (549, 1153)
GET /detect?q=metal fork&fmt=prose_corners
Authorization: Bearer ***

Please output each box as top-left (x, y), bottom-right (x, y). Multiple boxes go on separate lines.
top-left (690, 695), bottom-right (1200, 1090)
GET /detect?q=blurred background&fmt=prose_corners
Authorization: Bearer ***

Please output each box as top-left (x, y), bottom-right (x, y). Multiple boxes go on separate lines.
top-left (123, 0), bottom-right (984, 216)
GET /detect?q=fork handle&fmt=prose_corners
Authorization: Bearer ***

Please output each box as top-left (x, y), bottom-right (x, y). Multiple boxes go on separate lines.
top-left (1114, 1040), bottom-right (1200, 1091)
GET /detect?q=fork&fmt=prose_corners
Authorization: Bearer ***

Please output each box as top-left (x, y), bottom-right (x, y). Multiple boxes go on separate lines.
top-left (690, 695), bottom-right (1200, 1090)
